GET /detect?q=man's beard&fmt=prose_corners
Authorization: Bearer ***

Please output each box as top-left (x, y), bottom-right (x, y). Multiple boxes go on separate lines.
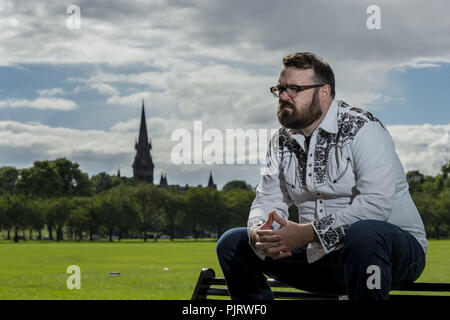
top-left (277, 89), bottom-right (322, 130)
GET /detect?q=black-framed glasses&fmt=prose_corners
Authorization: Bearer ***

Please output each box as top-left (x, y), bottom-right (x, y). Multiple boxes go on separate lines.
top-left (270, 84), bottom-right (325, 98)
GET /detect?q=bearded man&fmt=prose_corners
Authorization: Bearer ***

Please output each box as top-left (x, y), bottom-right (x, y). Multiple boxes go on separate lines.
top-left (216, 52), bottom-right (428, 300)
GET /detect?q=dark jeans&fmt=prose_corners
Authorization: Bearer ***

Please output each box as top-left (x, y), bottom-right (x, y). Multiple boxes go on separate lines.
top-left (216, 220), bottom-right (426, 300)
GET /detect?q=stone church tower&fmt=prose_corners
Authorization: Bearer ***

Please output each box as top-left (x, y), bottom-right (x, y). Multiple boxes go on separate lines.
top-left (132, 100), bottom-right (154, 183)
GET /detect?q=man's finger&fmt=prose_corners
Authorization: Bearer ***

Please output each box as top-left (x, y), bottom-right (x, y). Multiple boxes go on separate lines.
top-left (271, 211), bottom-right (287, 227)
top-left (256, 229), bottom-right (276, 237)
top-left (255, 241), bottom-right (282, 249)
top-left (261, 211), bottom-right (275, 230)
top-left (258, 235), bottom-right (281, 243)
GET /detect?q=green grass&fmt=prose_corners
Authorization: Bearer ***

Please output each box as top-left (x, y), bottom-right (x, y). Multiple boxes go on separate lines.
top-left (0, 239), bottom-right (222, 300)
top-left (0, 239), bottom-right (448, 299)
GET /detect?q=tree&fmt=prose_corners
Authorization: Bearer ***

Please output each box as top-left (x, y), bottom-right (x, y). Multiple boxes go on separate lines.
top-left (53, 158), bottom-right (93, 196)
top-left (106, 186), bottom-right (140, 241)
top-left (184, 188), bottom-right (228, 239)
top-left (222, 180), bottom-right (253, 192)
top-left (67, 197), bottom-right (91, 241)
top-left (406, 170), bottom-right (424, 194)
top-left (184, 188), bottom-right (209, 239)
top-left (0, 196), bottom-right (12, 239)
top-left (90, 172), bottom-right (122, 194)
top-left (17, 161), bottom-right (64, 197)
top-left (97, 192), bottom-right (127, 242)
top-left (158, 188), bottom-right (185, 241)
top-left (441, 161), bottom-right (450, 179)
top-left (86, 196), bottom-right (103, 241)
top-left (67, 206), bottom-right (89, 241)
top-left (133, 183), bottom-right (159, 241)
top-left (16, 158), bottom-right (93, 198)
top-left (4, 194), bottom-right (31, 242)
top-left (47, 197), bottom-right (73, 242)
top-left (440, 189), bottom-right (450, 233)
top-left (222, 188), bottom-right (255, 227)
top-left (0, 166), bottom-right (19, 195)
top-left (29, 198), bottom-right (46, 240)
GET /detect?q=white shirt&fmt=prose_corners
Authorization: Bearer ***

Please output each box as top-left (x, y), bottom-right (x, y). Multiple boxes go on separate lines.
top-left (248, 99), bottom-right (428, 263)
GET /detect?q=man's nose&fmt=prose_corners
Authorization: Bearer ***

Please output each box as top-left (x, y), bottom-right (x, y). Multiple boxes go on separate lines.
top-left (279, 89), bottom-right (291, 100)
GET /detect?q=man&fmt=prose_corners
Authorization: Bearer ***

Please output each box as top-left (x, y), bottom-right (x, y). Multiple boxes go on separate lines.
top-left (216, 52), bottom-right (428, 300)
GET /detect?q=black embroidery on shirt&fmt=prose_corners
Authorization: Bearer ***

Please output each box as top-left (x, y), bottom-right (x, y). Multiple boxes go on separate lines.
top-left (314, 110), bottom-right (366, 186)
top-left (337, 100), bottom-right (351, 109)
top-left (279, 127), bottom-right (307, 187)
top-left (336, 112), bottom-right (367, 146)
top-left (349, 107), bottom-right (385, 129)
top-left (314, 129), bottom-right (336, 185)
top-left (313, 214), bottom-right (350, 252)
top-left (278, 127), bottom-right (292, 155)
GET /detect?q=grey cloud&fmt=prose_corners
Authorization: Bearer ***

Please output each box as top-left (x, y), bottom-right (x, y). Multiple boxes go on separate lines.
top-left (187, 0), bottom-right (450, 64)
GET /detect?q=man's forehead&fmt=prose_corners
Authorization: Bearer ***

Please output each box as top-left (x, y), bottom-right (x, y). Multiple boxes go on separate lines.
top-left (279, 67), bottom-right (314, 83)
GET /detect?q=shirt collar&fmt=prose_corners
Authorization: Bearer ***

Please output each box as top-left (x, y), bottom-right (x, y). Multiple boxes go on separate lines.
top-left (317, 98), bottom-right (338, 134)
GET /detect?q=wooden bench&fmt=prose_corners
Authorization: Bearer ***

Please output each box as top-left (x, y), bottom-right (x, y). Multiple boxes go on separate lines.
top-left (191, 268), bottom-right (450, 300)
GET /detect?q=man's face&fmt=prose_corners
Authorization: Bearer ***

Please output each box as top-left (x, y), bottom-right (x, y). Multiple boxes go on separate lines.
top-left (276, 67), bottom-right (322, 130)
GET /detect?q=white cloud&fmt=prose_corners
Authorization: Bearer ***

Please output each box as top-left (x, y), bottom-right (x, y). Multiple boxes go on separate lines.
top-left (387, 124), bottom-right (450, 176)
top-left (0, 97), bottom-right (77, 110)
top-left (90, 82), bottom-right (119, 96)
top-left (0, 120), bottom-right (133, 176)
top-left (36, 87), bottom-right (66, 96)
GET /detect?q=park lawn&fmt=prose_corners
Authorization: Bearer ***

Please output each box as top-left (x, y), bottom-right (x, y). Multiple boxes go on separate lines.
top-left (0, 239), bottom-right (222, 300)
top-left (0, 239), bottom-right (448, 299)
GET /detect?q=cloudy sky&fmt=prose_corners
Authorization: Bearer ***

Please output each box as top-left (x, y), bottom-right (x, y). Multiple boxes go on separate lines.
top-left (0, 0), bottom-right (449, 189)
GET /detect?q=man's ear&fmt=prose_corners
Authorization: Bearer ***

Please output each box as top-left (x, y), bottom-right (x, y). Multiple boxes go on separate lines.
top-left (321, 84), bottom-right (331, 97)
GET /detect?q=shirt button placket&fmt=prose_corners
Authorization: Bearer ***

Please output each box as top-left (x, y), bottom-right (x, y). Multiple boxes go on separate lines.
top-left (307, 152), bottom-right (314, 186)
top-left (317, 193), bottom-right (324, 218)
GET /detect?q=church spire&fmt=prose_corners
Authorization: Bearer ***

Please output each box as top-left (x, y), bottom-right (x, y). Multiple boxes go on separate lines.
top-left (159, 172), bottom-right (168, 187)
top-left (132, 99), bottom-right (155, 183)
top-left (208, 170), bottom-right (217, 189)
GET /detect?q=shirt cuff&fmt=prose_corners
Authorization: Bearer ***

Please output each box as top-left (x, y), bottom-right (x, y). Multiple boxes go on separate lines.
top-left (311, 214), bottom-right (350, 254)
top-left (247, 217), bottom-right (267, 260)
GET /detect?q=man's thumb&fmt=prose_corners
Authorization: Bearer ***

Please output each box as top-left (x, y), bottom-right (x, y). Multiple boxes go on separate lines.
top-left (261, 211), bottom-right (275, 230)
top-left (272, 211), bottom-right (286, 227)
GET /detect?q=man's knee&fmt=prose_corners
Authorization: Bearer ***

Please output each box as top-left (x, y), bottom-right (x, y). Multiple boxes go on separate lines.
top-left (216, 227), bottom-right (248, 258)
top-left (342, 220), bottom-right (387, 256)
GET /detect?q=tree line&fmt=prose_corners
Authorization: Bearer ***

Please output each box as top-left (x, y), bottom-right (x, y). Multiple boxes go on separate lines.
top-left (0, 158), bottom-right (449, 242)
top-left (0, 158), bottom-right (254, 242)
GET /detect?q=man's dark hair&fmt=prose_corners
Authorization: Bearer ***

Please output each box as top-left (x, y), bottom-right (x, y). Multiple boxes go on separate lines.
top-left (283, 52), bottom-right (335, 98)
